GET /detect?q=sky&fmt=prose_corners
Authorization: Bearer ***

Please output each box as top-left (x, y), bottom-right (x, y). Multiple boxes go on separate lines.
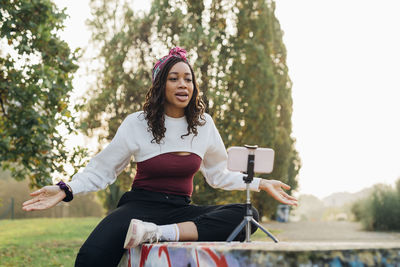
top-left (54, 0), bottom-right (400, 199)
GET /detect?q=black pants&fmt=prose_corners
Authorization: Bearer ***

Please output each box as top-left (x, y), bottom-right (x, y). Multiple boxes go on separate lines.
top-left (75, 188), bottom-right (259, 267)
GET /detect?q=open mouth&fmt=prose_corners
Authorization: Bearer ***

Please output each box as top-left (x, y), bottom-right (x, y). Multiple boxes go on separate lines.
top-left (175, 92), bottom-right (189, 102)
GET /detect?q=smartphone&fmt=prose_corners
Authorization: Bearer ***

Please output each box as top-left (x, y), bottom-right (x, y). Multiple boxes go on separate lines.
top-left (227, 146), bottom-right (274, 174)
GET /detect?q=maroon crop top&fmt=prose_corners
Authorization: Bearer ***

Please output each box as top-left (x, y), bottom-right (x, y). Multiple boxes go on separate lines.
top-left (131, 152), bottom-right (202, 197)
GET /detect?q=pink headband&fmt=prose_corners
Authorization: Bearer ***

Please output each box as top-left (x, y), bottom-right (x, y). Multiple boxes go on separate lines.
top-left (152, 47), bottom-right (188, 83)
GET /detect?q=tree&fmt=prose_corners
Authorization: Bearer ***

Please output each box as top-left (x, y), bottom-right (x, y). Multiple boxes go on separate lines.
top-left (0, 0), bottom-right (87, 187)
top-left (352, 180), bottom-right (400, 231)
top-left (81, 0), bottom-right (153, 212)
top-left (84, 0), bottom-right (300, 217)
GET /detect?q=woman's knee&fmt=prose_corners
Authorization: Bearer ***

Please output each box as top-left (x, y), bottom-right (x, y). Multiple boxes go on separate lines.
top-left (232, 204), bottom-right (259, 239)
top-left (236, 204), bottom-right (259, 235)
top-left (250, 206), bottom-right (260, 234)
top-left (74, 206), bottom-right (132, 266)
top-left (237, 204), bottom-right (259, 221)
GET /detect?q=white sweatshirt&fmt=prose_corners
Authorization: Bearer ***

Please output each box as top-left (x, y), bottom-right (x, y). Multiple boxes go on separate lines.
top-left (67, 112), bottom-right (261, 195)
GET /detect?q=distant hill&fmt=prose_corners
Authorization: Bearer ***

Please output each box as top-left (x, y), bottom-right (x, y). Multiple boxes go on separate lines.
top-left (293, 194), bottom-right (325, 221)
top-left (322, 187), bottom-right (374, 207)
top-left (291, 187), bottom-right (374, 221)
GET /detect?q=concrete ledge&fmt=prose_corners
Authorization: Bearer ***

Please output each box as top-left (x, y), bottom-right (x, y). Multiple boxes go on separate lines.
top-left (119, 241), bottom-right (400, 266)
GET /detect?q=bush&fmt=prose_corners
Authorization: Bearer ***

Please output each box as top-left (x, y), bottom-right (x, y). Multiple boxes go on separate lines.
top-left (351, 180), bottom-right (400, 231)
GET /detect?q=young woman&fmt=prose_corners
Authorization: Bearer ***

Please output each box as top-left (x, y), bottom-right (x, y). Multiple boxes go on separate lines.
top-left (23, 47), bottom-right (297, 266)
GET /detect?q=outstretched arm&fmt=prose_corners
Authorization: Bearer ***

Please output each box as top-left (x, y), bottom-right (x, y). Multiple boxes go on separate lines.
top-left (259, 179), bottom-right (298, 206)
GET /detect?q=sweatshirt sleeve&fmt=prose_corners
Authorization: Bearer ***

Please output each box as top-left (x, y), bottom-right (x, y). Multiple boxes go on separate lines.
top-left (67, 115), bottom-right (138, 194)
top-left (199, 116), bottom-right (261, 192)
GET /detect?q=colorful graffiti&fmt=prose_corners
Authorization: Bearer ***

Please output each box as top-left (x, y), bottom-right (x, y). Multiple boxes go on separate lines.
top-left (124, 243), bottom-right (232, 267)
top-left (117, 242), bottom-right (400, 267)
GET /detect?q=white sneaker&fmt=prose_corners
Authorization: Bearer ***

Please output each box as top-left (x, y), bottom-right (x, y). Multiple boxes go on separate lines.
top-left (124, 219), bottom-right (162, 249)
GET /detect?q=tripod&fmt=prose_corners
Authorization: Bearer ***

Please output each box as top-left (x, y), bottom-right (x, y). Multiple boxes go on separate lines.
top-left (226, 145), bottom-right (279, 243)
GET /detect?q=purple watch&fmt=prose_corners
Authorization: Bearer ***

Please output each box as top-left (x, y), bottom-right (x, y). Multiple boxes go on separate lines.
top-left (56, 181), bottom-right (73, 202)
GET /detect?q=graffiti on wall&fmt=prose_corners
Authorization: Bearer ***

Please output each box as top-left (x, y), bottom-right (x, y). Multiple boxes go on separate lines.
top-left (128, 243), bottom-right (233, 267)
top-left (118, 242), bottom-right (400, 267)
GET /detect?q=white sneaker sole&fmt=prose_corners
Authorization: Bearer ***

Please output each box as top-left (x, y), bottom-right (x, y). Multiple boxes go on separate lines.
top-left (124, 219), bottom-right (142, 249)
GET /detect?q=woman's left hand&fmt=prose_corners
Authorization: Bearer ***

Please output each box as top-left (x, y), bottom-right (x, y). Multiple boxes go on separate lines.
top-left (259, 179), bottom-right (298, 206)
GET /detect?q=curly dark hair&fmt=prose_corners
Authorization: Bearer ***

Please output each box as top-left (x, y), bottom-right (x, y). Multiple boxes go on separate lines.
top-left (143, 56), bottom-right (206, 144)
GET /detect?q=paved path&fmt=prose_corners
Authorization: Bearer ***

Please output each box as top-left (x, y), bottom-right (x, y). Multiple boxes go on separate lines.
top-left (261, 221), bottom-right (400, 242)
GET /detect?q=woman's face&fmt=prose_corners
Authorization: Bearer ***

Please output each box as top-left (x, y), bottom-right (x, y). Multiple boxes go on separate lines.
top-left (164, 62), bottom-right (194, 118)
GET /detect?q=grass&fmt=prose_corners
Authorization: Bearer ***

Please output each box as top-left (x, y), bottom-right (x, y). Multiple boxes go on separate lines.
top-left (250, 226), bottom-right (281, 242)
top-left (0, 217), bottom-right (102, 267)
top-left (0, 217), bottom-right (277, 266)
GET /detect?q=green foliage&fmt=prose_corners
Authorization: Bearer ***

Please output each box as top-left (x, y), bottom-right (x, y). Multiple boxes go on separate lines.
top-left (351, 180), bottom-right (400, 231)
top-left (0, 0), bottom-right (87, 187)
top-left (85, 0), bottom-right (300, 217)
top-left (97, 181), bottom-right (126, 213)
top-left (0, 217), bottom-right (101, 266)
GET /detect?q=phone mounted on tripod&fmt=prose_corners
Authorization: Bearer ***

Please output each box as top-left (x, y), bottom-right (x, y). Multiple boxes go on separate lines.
top-left (226, 145), bottom-right (279, 243)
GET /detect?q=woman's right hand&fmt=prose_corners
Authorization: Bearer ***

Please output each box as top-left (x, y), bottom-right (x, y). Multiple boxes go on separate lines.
top-left (22, 186), bottom-right (66, 211)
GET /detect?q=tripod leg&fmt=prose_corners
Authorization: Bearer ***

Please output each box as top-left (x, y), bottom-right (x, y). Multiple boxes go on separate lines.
top-left (226, 219), bottom-right (248, 242)
top-left (250, 218), bottom-right (279, 243)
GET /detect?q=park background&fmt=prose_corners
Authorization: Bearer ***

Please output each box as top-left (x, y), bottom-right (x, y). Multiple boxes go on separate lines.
top-left (1, 0), bottom-right (400, 266)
